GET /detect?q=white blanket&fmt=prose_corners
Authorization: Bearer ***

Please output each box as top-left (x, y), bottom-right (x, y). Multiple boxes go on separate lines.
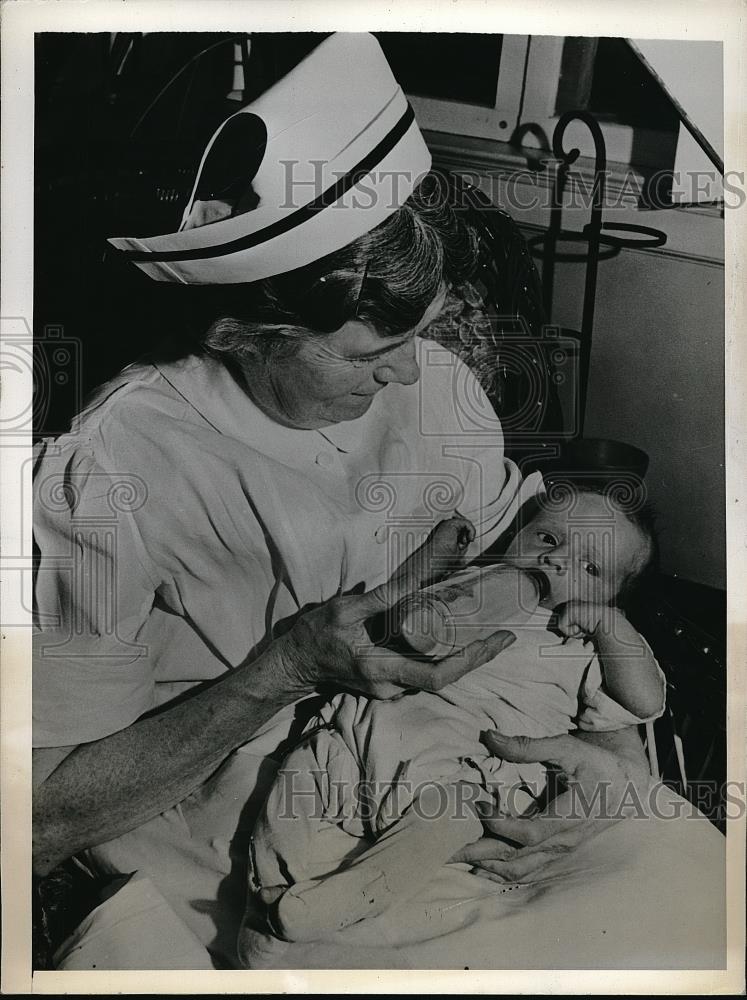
top-left (57, 709), bottom-right (725, 971)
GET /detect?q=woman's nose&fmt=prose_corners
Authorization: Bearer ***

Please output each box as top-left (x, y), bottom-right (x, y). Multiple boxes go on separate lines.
top-left (373, 342), bottom-right (420, 386)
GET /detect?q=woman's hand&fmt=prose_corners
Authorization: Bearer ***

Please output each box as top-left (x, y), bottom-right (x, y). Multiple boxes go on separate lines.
top-left (278, 516), bottom-right (516, 700)
top-left (451, 727), bottom-right (652, 882)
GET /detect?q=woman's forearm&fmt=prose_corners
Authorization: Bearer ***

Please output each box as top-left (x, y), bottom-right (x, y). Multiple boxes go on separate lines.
top-left (32, 637), bottom-right (312, 877)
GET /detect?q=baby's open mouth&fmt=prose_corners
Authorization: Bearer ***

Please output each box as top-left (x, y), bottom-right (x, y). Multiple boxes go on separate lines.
top-left (524, 568), bottom-right (551, 604)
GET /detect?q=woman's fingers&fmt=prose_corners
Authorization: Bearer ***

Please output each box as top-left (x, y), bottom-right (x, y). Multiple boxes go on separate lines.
top-left (382, 631), bottom-right (516, 693)
top-left (356, 630), bottom-right (515, 698)
top-left (468, 848), bottom-right (572, 884)
top-left (481, 731), bottom-right (592, 776)
top-left (483, 731), bottom-right (630, 786)
top-left (421, 631), bottom-right (516, 690)
top-left (451, 730), bottom-right (653, 882)
top-left (450, 836), bottom-right (518, 865)
top-left (476, 808), bottom-right (590, 850)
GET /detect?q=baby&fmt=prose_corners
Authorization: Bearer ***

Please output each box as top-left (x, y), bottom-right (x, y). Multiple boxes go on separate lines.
top-left (238, 483), bottom-right (666, 965)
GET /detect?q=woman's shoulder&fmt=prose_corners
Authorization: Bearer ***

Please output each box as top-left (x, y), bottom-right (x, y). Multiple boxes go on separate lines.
top-left (36, 355), bottom-right (204, 462)
top-left (85, 352), bottom-right (224, 426)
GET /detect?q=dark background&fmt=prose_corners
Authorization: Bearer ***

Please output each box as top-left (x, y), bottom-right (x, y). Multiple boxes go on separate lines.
top-left (34, 32), bottom-right (329, 437)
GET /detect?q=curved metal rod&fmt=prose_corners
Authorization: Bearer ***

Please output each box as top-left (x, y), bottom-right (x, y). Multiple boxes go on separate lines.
top-left (553, 110), bottom-right (607, 183)
top-left (593, 221), bottom-right (667, 249)
top-left (527, 231), bottom-right (621, 263)
top-left (551, 111), bottom-right (608, 435)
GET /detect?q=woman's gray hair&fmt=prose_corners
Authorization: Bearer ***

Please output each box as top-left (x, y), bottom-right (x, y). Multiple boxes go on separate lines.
top-left (201, 171), bottom-right (479, 363)
top-left (203, 316), bottom-right (305, 362)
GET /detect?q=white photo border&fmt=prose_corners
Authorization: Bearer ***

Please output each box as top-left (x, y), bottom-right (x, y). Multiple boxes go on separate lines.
top-left (2, 0), bottom-right (744, 993)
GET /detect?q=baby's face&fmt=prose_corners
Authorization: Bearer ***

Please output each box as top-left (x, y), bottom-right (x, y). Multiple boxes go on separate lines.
top-left (503, 492), bottom-right (647, 609)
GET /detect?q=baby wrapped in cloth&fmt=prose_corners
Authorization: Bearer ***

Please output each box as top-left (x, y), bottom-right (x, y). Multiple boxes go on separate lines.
top-left (240, 515), bottom-right (666, 967)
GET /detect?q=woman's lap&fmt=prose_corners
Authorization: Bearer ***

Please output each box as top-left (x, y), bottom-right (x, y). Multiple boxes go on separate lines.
top-left (61, 747), bottom-right (725, 971)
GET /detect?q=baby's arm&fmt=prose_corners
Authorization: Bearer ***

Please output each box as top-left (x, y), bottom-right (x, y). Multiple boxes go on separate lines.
top-left (555, 603), bottom-right (663, 720)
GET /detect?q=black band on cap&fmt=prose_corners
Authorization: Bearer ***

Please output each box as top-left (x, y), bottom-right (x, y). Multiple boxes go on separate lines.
top-left (115, 103), bottom-right (417, 264)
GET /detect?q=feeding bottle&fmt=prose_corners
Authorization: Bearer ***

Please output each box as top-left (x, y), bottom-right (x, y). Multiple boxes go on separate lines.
top-left (396, 563), bottom-right (542, 660)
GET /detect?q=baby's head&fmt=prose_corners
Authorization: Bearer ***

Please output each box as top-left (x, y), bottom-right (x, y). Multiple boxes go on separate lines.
top-left (503, 483), bottom-right (657, 610)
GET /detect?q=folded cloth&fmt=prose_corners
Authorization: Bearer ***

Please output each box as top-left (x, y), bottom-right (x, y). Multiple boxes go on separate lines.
top-left (74, 718), bottom-right (725, 971)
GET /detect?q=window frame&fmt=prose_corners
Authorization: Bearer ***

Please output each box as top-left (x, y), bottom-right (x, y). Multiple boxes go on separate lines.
top-left (407, 32), bottom-right (721, 195)
top-left (405, 34), bottom-right (529, 144)
top-left (516, 35), bottom-right (677, 170)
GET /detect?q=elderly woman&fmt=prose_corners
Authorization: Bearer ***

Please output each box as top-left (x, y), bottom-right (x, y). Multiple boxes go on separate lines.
top-left (33, 34), bottom-right (723, 970)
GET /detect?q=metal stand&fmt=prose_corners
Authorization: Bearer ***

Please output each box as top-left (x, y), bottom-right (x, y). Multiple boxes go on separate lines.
top-left (527, 110), bottom-right (667, 436)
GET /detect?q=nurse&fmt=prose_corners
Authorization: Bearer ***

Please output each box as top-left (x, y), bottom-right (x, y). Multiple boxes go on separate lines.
top-left (33, 33), bottom-right (723, 970)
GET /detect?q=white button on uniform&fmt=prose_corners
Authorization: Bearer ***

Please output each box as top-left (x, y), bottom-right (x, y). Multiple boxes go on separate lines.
top-left (315, 452), bottom-right (334, 468)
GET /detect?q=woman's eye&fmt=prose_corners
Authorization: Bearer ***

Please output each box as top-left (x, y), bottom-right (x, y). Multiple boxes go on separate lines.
top-left (538, 531), bottom-right (557, 545)
top-left (349, 350), bottom-right (390, 369)
top-left (348, 338), bottom-right (413, 368)
top-left (584, 562), bottom-right (601, 578)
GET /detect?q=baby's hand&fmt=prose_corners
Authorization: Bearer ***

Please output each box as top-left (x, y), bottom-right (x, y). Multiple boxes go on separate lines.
top-left (430, 515), bottom-right (475, 553)
top-left (554, 601), bottom-right (618, 639)
top-left (426, 516), bottom-right (476, 581)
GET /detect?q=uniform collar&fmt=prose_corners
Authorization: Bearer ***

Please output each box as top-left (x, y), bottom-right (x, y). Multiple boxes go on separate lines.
top-left (152, 352), bottom-right (386, 459)
top-left (316, 412), bottom-right (372, 453)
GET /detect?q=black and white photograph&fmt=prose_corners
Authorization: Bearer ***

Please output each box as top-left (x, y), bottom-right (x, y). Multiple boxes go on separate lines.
top-left (1, 0), bottom-right (745, 991)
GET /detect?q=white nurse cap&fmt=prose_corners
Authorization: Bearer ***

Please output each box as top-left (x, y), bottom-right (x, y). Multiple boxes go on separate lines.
top-left (107, 33), bottom-right (432, 284)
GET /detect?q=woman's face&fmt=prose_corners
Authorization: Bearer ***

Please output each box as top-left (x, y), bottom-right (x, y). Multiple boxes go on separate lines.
top-left (242, 288), bottom-right (447, 429)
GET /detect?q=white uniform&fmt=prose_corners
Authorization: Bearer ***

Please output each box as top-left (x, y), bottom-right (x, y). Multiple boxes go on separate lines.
top-left (34, 339), bottom-right (536, 746)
